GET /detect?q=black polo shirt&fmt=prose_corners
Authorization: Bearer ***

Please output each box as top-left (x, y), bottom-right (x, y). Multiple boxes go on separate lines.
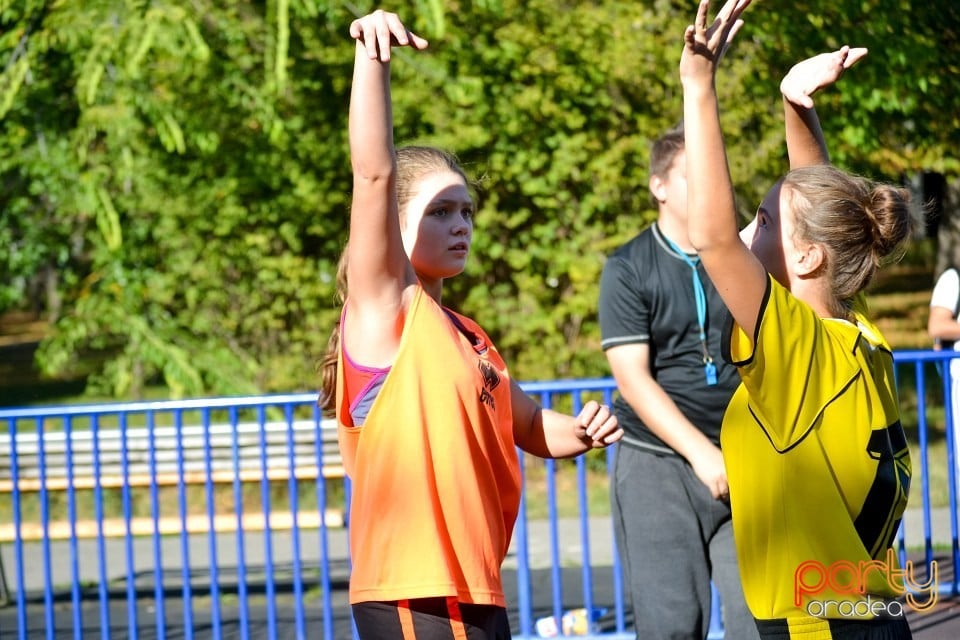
top-left (598, 223), bottom-right (739, 453)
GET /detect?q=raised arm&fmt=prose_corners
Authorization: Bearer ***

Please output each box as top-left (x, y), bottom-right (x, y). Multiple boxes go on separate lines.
top-left (345, 11), bottom-right (428, 366)
top-left (680, 0), bottom-right (765, 337)
top-left (780, 46), bottom-right (868, 169)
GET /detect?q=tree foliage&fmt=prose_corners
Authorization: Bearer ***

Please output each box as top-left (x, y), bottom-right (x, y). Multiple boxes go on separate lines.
top-left (0, 0), bottom-right (957, 399)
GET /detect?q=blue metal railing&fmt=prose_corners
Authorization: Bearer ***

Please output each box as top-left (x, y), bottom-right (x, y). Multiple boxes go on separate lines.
top-left (893, 350), bottom-right (960, 592)
top-left (0, 351), bottom-right (957, 639)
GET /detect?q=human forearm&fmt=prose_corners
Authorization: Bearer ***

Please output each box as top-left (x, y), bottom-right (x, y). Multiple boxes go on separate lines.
top-left (682, 85), bottom-right (740, 254)
top-left (512, 382), bottom-right (622, 458)
top-left (618, 375), bottom-right (718, 464)
top-left (348, 11), bottom-right (428, 180)
top-left (929, 313), bottom-right (960, 342)
top-left (349, 45), bottom-right (395, 180)
top-left (619, 375), bottom-right (729, 498)
top-left (534, 409), bottom-right (606, 458)
top-left (345, 11), bottom-right (428, 306)
top-left (779, 46), bottom-right (868, 169)
top-left (783, 98), bottom-right (828, 168)
top-left (680, 0), bottom-right (764, 336)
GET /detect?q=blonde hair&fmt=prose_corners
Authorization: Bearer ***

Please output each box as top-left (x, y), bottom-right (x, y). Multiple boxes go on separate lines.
top-left (784, 165), bottom-right (913, 315)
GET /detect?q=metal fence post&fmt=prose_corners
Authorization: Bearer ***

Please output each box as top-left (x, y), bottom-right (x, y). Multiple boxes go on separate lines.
top-left (0, 552), bottom-right (8, 606)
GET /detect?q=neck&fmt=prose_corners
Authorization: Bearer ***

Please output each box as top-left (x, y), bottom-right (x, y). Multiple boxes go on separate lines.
top-left (658, 215), bottom-right (694, 254)
top-left (793, 277), bottom-right (843, 319)
top-left (420, 277), bottom-right (443, 304)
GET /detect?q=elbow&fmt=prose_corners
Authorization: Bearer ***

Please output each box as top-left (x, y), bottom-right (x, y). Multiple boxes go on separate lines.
top-left (689, 232), bottom-right (708, 254)
top-left (688, 225), bottom-right (742, 256)
top-left (352, 159), bottom-right (397, 185)
top-left (688, 229), bottom-right (720, 255)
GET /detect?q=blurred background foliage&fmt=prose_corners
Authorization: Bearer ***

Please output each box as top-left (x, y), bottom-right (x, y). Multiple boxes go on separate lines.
top-left (0, 0), bottom-right (958, 402)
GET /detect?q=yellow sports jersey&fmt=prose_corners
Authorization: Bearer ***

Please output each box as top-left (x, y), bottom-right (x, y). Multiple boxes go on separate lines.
top-left (722, 276), bottom-right (911, 638)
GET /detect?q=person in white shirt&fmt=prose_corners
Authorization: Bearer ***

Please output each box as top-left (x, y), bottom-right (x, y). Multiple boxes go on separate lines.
top-left (928, 266), bottom-right (960, 500)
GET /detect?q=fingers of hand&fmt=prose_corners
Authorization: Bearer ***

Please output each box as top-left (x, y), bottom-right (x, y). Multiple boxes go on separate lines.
top-left (714, 0), bottom-right (751, 35)
top-left (696, 0), bottom-right (746, 59)
top-left (696, 0), bottom-right (710, 34)
top-left (383, 12), bottom-right (409, 46)
top-left (577, 402), bottom-right (616, 440)
top-left (375, 18), bottom-right (393, 61)
top-left (353, 10), bottom-right (426, 61)
top-left (409, 30), bottom-right (429, 50)
top-left (354, 16), bottom-right (382, 59)
top-left (577, 401), bottom-right (603, 433)
top-left (598, 425), bottom-right (624, 447)
top-left (714, 477), bottom-right (729, 500)
top-left (726, 19), bottom-right (744, 44)
top-left (844, 47), bottom-right (869, 68)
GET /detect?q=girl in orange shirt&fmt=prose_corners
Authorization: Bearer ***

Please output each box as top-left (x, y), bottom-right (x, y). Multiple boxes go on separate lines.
top-left (318, 10), bottom-right (623, 640)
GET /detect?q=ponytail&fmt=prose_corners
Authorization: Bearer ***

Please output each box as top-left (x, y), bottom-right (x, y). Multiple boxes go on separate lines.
top-left (318, 247), bottom-right (348, 416)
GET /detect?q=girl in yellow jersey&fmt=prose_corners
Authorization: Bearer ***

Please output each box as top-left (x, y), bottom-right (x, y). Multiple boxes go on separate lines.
top-left (680, 1), bottom-right (913, 638)
top-left (318, 10), bottom-right (623, 640)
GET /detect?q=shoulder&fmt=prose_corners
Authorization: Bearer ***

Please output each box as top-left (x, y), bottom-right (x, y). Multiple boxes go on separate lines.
top-left (604, 228), bottom-right (660, 273)
top-left (744, 277), bottom-right (827, 361)
top-left (935, 267), bottom-right (960, 288)
top-left (931, 268), bottom-right (960, 310)
top-left (939, 267), bottom-right (960, 281)
top-left (617, 226), bottom-right (659, 254)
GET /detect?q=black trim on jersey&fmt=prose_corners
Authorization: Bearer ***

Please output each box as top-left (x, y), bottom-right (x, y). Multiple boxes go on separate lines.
top-left (855, 421), bottom-right (911, 557)
top-left (722, 275), bottom-right (772, 367)
top-left (747, 370), bottom-right (862, 455)
top-left (849, 327), bottom-right (896, 360)
top-left (443, 308), bottom-right (488, 355)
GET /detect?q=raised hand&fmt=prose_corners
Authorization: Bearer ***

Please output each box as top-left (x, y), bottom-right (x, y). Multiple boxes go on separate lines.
top-left (350, 9), bottom-right (429, 62)
top-left (780, 46), bottom-right (868, 109)
top-left (680, 0), bottom-right (752, 84)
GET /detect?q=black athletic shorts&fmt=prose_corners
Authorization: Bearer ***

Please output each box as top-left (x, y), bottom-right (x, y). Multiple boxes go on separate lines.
top-left (352, 597), bottom-right (512, 640)
top-left (755, 616), bottom-right (912, 639)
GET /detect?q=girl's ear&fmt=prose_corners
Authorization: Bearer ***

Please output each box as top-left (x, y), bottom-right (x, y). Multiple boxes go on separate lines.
top-left (795, 242), bottom-right (825, 278)
top-left (649, 175), bottom-right (667, 203)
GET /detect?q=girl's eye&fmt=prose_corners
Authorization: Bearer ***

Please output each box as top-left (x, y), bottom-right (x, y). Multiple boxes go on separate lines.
top-left (462, 207), bottom-right (474, 219)
top-left (432, 207), bottom-right (449, 217)
top-left (757, 213), bottom-right (768, 229)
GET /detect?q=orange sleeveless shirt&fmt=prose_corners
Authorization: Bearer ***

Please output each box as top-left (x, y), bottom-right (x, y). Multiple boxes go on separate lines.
top-left (335, 286), bottom-right (521, 606)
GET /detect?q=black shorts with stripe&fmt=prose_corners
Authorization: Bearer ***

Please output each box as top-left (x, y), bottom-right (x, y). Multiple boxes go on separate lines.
top-left (352, 597), bottom-right (512, 640)
top-left (754, 616), bottom-right (912, 639)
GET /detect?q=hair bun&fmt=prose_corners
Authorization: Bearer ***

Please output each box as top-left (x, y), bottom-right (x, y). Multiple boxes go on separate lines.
top-left (866, 184), bottom-right (912, 259)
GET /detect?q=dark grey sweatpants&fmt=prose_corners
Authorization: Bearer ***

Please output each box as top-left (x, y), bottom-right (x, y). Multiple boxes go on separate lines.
top-left (611, 443), bottom-right (759, 640)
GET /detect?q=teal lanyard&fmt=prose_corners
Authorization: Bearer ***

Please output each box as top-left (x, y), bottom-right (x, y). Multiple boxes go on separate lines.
top-left (663, 235), bottom-right (718, 386)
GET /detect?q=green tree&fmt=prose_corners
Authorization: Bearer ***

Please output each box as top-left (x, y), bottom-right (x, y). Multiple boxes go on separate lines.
top-left (0, 0), bottom-right (957, 400)
top-left (1, 0), bottom-right (353, 397)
